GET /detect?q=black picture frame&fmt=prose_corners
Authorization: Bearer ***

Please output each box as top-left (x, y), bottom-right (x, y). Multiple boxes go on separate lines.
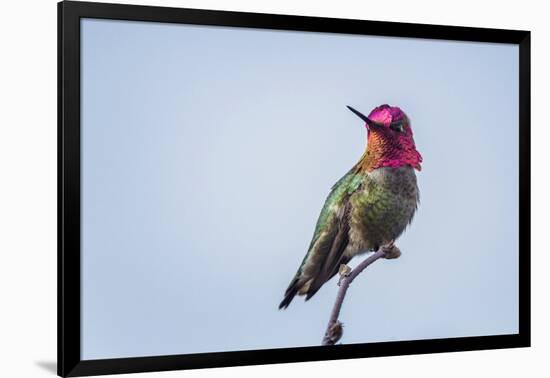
top-left (58, 1), bottom-right (531, 376)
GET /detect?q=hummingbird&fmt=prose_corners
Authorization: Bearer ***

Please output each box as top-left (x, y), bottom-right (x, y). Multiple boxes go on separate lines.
top-left (279, 104), bottom-right (422, 309)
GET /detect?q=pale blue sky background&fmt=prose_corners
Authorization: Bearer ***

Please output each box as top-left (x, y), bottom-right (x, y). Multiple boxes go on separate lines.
top-left (80, 18), bottom-right (519, 360)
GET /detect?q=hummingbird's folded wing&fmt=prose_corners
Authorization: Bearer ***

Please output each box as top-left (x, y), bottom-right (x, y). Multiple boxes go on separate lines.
top-left (278, 204), bottom-right (351, 309)
top-left (304, 202), bottom-right (352, 300)
top-left (279, 170), bottom-right (364, 309)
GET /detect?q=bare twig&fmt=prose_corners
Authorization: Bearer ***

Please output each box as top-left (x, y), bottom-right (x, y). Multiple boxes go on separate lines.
top-left (322, 249), bottom-right (387, 345)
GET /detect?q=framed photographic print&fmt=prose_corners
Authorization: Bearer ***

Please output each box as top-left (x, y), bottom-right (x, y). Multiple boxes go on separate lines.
top-left (58, 1), bottom-right (530, 376)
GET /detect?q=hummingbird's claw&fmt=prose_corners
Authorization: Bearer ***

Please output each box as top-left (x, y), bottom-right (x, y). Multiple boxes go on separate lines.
top-left (382, 243), bottom-right (402, 259)
top-left (338, 264), bottom-right (351, 277)
top-left (337, 264), bottom-right (352, 286)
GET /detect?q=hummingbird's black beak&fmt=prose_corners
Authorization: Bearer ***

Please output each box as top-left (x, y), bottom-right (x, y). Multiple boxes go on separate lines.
top-left (346, 106), bottom-right (375, 128)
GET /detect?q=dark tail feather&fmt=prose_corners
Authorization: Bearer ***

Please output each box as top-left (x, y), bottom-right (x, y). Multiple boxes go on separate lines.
top-left (280, 250), bottom-right (351, 308)
top-left (278, 277), bottom-right (300, 309)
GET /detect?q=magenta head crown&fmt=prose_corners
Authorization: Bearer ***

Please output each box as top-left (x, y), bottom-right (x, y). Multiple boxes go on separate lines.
top-left (346, 104), bottom-right (408, 132)
top-left (367, 104), bottom-right (405, 127)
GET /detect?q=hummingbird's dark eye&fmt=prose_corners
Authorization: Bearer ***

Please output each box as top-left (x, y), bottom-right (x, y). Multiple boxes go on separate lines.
top-left (390, 120), bottom-right (404, 133)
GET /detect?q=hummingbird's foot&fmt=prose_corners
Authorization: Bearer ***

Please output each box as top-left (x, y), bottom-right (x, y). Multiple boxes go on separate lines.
top-left (337, 264), bottom-right (352, 286)
top-left (382, 243), bottom-right (401, 259)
